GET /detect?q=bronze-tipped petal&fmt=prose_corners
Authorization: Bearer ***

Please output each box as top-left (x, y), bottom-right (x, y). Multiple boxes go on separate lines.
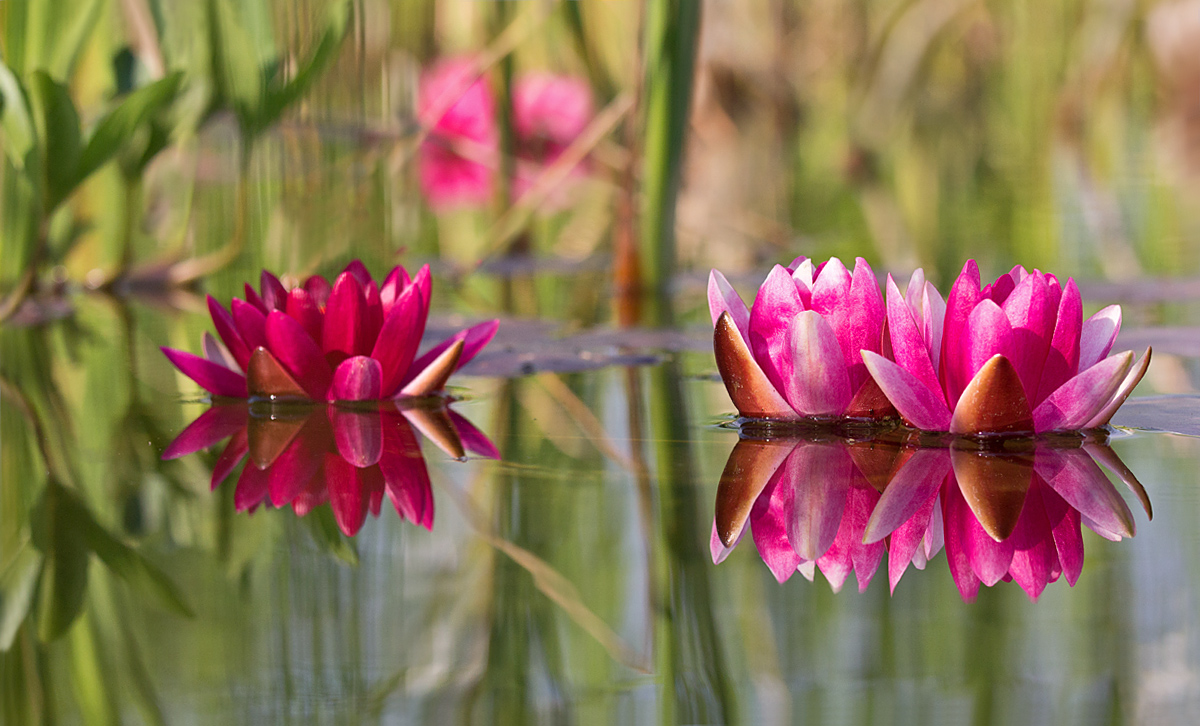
top-left (247, 409), bottom-right (318, 469)
top-left (247, 346), bottom-right (310, 400)
top-left (950, 355), bottom-right (1034, 436)
top-left (713, 312), bottom-right (799, 420)
top-left (401, 404), bottom-right (466, 460)
top-left (845, 440), bottom-right (907, 493)
top-left (951, 445), bottom-right (1033, 542)
top-left (714, 438), bottom-right (794, 546)
top-left (399, 338), bottom-right (464, 397)
top-left (843, 376), bottom-right (896, 420)
top-left (1086, 347), bottom-right (1152, 429)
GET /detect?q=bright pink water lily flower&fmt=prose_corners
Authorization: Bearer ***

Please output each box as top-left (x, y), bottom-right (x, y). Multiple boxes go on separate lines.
top-left (511, 73), bottom-right (594, 204)
top-left (863, 261), bottom-right (1151, 435)
top-left (708, 256), bottom-right (893, 420)
top-left (418, 57), bottom-right (499, 210)
top-left (161, 260), bottom-right (498, 402)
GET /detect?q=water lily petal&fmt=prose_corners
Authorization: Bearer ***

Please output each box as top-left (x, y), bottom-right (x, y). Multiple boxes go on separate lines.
top-left (864, 448), bottom-right (951, 544)
top-left (952, 447), bottom-right (1033, 542)
top-left (202, 332), bottom-right (240, 373)
top-left (886, 491), bottom-right (941, 594)
top-left (380, 415), bottom-right (434, 529)
top-left (1035, 278), bottom-right (1082, 405)
top-left (211, 428), bottom-right (248, 489)
top-left (950, 355), bottom-right (1034, 435)
top-left (818, 483), bottom-right (884, 593)
top-left (243, 283), bottom-right (267, 314)
top-left (922, 283), bottom-right (946, 374)
top-left (787, 442), bottom-right (852, 560)
top-left (1035, 447), bottom-right (1135, 539)
top-left (783, 311), bottom-right (852, 416)
top-left (1085, 347), bottom-right (1151, 428)
top-left (265, 311), bottom-right (333, 400)
top-left (713, 312), bottom-right (798, 420)
top-left (208, 296), bottom-right (252, 370)
top-left (750, 470), bottom-right (804, 583)
top-left (380, 266), bottom-right (410, 316)
top-left (447, 410), bottom-right (501, 459)
top-left (1032, 351), bottom-right (1132, 431)
top-left (1001, 271), bottom-right (1055, 401)
top-left (940, 260), bottom-right (982, 405)
top-left (267, 420), bottom-right (325, 507)
top-left (342, 259), bottom-right (373, 286)
top-left (861, 351), bottom-right (952, 430)
top-left (708, 269), bottom-right (750, 342)
top-left (161, 347), bottom-right (248, 397)
top-left (401, 405), bottom-right (466, 460)
top-left (330, 356), bottom-right (383, 401)
top-left (286, 288), bottom-right (324, 345)
top-left (710, 519), bottom-right (745, 564)
top-left (942, 481), bottom-right (983, 602)
top-left (1006, 480), bottom-right (1056, 601)
top-left (331, 407), bottom-right (383, 467)
top-left (246, 347), bottom-right (309, 400)
top-left (885, 275), bottom-right (944, 406)
top-left (792, 258), bottom-right (815, 307)
top-left (322, 271), bottom-right (364, 361)
top-left (361, 280), bottom-right (384, 356)
top-left (260, 270), bottom-right (287, 311)
top-left (247, 411), bottom-right (309, 468)
top-left (371, 281), bottom-right (427, 397)
top-left (162, 404), bottom-right (249, 459)
top-left (410, 264), bottom-right (432, 318)
top-left (1039, 483), bottom-right (1084, 586)
top-left (325, 453), bottom-right (366, 536)
top-left (1079, 305), bottom-right (1121, 371)
top-left (233, 462), bottom-right (270, 513)
top-left (403, 319), bottom-right (500, 386)
top-left (715, 438), bottom-right (794, 547)
top-left (748, 265), bottom-right (807, 395)
top-left (399, 339), bottom-right (463, 397)
top-left (1085, 442), bottom-right (1152, 520)
top-left (303, 274), bottom-right (331, 308)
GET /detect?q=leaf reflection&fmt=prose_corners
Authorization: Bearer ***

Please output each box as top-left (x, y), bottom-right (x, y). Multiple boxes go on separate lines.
top-left (711, 432), bottom-right (1150, 602)
top-left (163, 401), bottom-right (498, 536)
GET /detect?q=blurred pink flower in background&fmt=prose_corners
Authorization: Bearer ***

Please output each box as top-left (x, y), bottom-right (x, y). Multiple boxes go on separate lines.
top-left (418, 58), bottom-right (499, 210)
top-left (511, 73), bottom-right (594, 203)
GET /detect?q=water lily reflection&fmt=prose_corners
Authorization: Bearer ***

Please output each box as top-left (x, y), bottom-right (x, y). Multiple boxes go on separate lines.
top-left (711, 433), bottom-right (1150, 601)
top-left (163, 402), bottom-right (498, 535)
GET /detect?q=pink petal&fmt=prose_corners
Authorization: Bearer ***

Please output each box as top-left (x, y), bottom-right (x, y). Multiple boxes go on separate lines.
top-left (303, 275), bottom-right (332, 308)
top-left (286, 288), bottom-right (324, 345)
top-left (231, 298), bottom-right (268, 350)
top-left (410, 264), bottom-right (432, 318)
top-left (885, 275), bottom-right (945, 406)
top-left (321, 272), bottom-right (364, 361)
top-left (863, 448), bottom-right (951, 543)
top-left (1039, 483), bottom-right (1084, 586)
top-left (371, 282), bottom-right (427, 397)
top-left (207, 296), bottom-right (252, 370)
top-left (921, 283), bottom-right (946, 372)
top-left (403, 319), bottom-right (500, 385)
top-left (380, 266), bottom-right (410, 316)
top-left (162, 347), bottom-right (248, 398)
top-left (447, 410), bottom-right (501, 459)
top-left (162, 404), bottom-right (249, 459)
top-left (264, 311), bottom-right (333, 400)
top-left (786, 442), bottom-right (853, 560)
top-left (1035, 278), bottom-right (1082, 405)
top-left (791, 258), bottom-right (815, 307)
top-left (1000, 271), bottom-right (1056, 402)
top-left (260, 270), bottom-right (287, 311)
top-left (379, 414), bottom-right (434, 529)
top-left (748, 265), bottom-right (807, 396)
top-left (941, 481), bottom-right (982, 602)
top-left (1085, 347), bottom-right (1151, 428)
top-left (783, 311), bottom-right (852, 416)
top-left (964, 299), bottom-right (1015, 380)
top-left (861, 351), bottom-right (952, 431)
top-left (243, 283), bottom-right (267, 314)
top-left (330, 356), bottom-right (383, 401)
top-left (750, 472), bottom-right (804, 583)
top-left (233, 462), bottom-right (270, 513)
top-left (1034, 447), bottom-right (1135, 539)
top-left (361, 280), bottom-right (384, 356)
top-left (210, 428), bottom-right (248, 489)
top-left (940, 260), bottom-right (982, 406)
top-left (267, 424), bottom-right (325, 508)
top-left (707, 269), bottom-right (750, 342)
top-left (1032, 351), bottom-right (1133, 431)
top-left (202, 332), bottom-right (240, 373)
top-left (1006, 482), bottom-right (1056, 601)
top-left (330, 408), bottom-right (383, 468)
top-left (1079, 305), bottom-right (1121, 371)
top-left (325, 454), bottom-right (366, 536)
top-left (342, 260), bottom-right (372, 286)
top-left (817, 483), bottom-right (884, 593)
top-left (964, 507), bottom-right (1015, 585)
top-left (886, 492), bottom-right (940, 594)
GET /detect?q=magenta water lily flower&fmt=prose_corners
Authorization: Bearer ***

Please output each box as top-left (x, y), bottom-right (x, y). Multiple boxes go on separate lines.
top-left (512, 73), bottom-right (594, 204)
top-left (418, 57), bottom-right (499, 210)
top-left (161, 260), bottom-right (498, 402)
top-left (863, 261), bottom-right (1151, 435)
top-left (708, 256), bottom-right (893, 421)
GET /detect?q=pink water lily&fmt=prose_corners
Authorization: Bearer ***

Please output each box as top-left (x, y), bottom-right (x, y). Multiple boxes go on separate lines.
top-left (418, 57), bottom-right (499, 210)
top-left (161, 260), bottom-right (498, 402)
top-left (511, 73), bottom-right (594, 204)
top-left (863, 261), bottom-right (1151, 435)
top-left (708, 256), bottom-right (893, 420)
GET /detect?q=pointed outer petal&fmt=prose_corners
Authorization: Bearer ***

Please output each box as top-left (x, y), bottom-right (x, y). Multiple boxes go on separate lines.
top-left (887, 487), bottom-right (942, 594)
top-left (786, 254), bottom-right (808, 272)
top-left (330, 356), bottom-right (383, 402)
top-left (1084, 442), bottom-right (1152, 521)
top-left (211, 429), bottom-right (249, 489)
top-left (1029, 284), bottom-right (1077, 405)
top-left (840, 258), bottom-right (887, 392)
top-left (342, 259), bottom-right (372, 286)
top-left (747, 265), bottom-right (807, 395)
top-left (864, 448), bottom-right (952, 544)
top-left (321, 272), bottom-right (364, 359)
top-left (950, 355), bottom-right (1035, 436)
top-left (267, 415), bottom-right (329, 508)
top-left (286, 288), bottom-right (324, 345)
top-left (1006, 481), bottom-right (1057, 601)
top-left (410, 264), bottom-right (432, 317)
top-left (399, 339), bottom-right (463, 397)
top-left (360, 281), bottom-right (384, 356)
top-left (924, 498), bottom-right (945, 560)
top-left (886, 275), bottom-right (946, 407)
top-left (951, 446), bottom-right (1033, 542)
top-left (963, 300), bottom-right (1015, 378)
top-left (260, 270), bottom-right (287, 312)
top-left (371, 283), bottom-right (427, 398)
top-left (162, 404), bottom-right (250, 459)
top-left (817, 483), bottom-right (885, 593)
top-left (714, 438), bottom-right (795, 546)
top-left (783, 311), bottom-right (853, 416)
top-left (325, 453), bottom-right (366, 536)
top-left (403, 320), bottom-right (500, 386)
top-left (379, 414), bottom-right (434, 529)
top-left (265, 311), bottom-right (333, 400)
top-left (401, 405), bottom-right (466, 460)
top-left (942, 482), bottom-right (983, 602)
top-left (231, 298), bottom-right (269, 350)
top-left (1080, 513), bottom-right (1124, 541)
top-left (922, 284), bottom-right (946, 375)
top-left (303, 275), bottom-right (332, 309)
top-left (447, 410), bottom-right (501, 459)
top-left (786, 442), bottom-right (853, 561)
top-left (861, 351), bottom-right (952, 431)
top-left (749, 471), bottom-right (803, 582)
top-left (940, 260), bottom-right (982, 406)
top-left (233, 462), bottom-right (270, 513)
top-left (243, 283), bottom-right (268, 314)
top-left (707, 269), bottom-right (751, 341)
top-left (843, 375), bottom-right (897, 420)
top-left (1079, 305), bottom-right (1122, 371)
top-left (1032, 352), bottom-right (1133, 432)
top-left (712, 313), bottom-right (799, 420)
top-left (162, 347), bottom-right (248, 398)
top-left (202, 332), bottom-right (240, 373)
top-left (291, 474), bottom-right (328, 517)
top-left (904, 268), bottom-right (927, 316)
top-left (361, 465), bottom-right (385, 517)
top-left (1040, 483), bottom-right (1084, 586)
top-left (379, 266), bottom-right (410, 316)
top-left (792, 259), bottom-right (816, 307)
top-left (246, 410), bottom-right (311, 468)
top-left (246, 347), bottom-right (309, 401)
top-left (1085, 347), bottom-right (1152, 429)
top-left (710, 519), bottom-right (747, 564)
top-left (1000, 272), bottom-right (1056, 402)
top-left (1034, 446), bottom-right (1136, 539)
top-left (208, 296), bottom-right (253, 370)
top-left (330, 408), bottom-right (383, 468)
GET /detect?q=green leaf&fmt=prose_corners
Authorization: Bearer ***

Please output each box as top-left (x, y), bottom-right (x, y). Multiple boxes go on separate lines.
top-left (0, 543), bottom-right (43, 651)
top-left (255, 0), bottom-right (351, 133)
top-left (79, 509), bottom-right (194, 619)
top-left (33, 483), bottom-right (90, 642)
top-left (0, 60), bottom-right (37, 170)
top-left (30, 70), bottom-right (82, 212)
top-left (76, 72), bottom-right (184, 184)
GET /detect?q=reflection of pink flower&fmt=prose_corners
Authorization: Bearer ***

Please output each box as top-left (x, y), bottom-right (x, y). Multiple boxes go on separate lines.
top-left (162, 402), bottom-right (498, 536)
top-left (418, 58), bottom-right (499, 210)
top-left (511, 73), bottom-right (593, 203)
top-left (161, 260), bottom-right (498, 402)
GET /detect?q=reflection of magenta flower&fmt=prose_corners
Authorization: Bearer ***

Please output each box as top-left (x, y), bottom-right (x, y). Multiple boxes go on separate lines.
top-left (708, 256), bottom-right (892, 421)
top-left (511, 73), bottom-right (593, 202)
top-left (161, 260), bottom-right (498, 402)
top-left (863, 262), bottom-right (1151, 435)
top-left (418, 57), bottom-right (499, 210)
top-left (162, 402), bottom-right (498, 536)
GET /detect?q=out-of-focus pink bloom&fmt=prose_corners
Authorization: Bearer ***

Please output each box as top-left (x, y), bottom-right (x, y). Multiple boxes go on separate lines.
top-left (863, 261), bottom-right (1151, 435)
top-left (162, 402), bottom-right (499, 536)
top-left (161, 260), bottom-right (498, 402)
top-left (418, 58), bottom-right (499, 209)
top-left (511, 73), bottom-right (594, 203)
top-left (708, 256), bottom-right (892, 421)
